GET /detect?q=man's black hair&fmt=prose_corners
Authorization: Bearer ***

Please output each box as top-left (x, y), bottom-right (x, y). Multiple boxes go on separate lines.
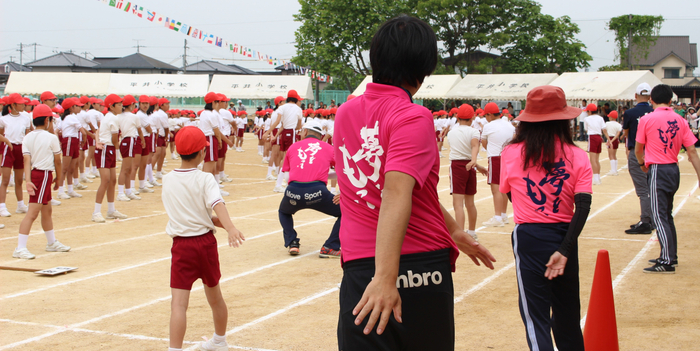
top-left (286, 97), bottom-right (298, 104)
top-left (370, 15), bottom-right (437, 88)
top-left (651, 84), bottom-right (674, 105)
top-left (33, 116), bottom-right (49, 127)
top-left (180, 150), bottom-right (200, 161)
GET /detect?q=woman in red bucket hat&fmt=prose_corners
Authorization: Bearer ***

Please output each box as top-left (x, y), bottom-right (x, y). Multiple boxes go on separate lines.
top-left (500, 85), bottom-right (591, 351)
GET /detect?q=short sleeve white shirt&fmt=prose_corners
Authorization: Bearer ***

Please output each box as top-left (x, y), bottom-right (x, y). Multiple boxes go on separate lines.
top-left (136, 111), bottom-right (150, 135)
top-left (0, 113), bottom-right (32, 144)
top-left (583, 115), bottom-right (606, 135)
top-left (481, 119), bottom-right (515, 157)
top-left (59, 114), bottom-right (82, 138)
top-left (218, 109), bottom-right (234, 135)
top-left (118, 112), bottom-right (141, 138)
top-left (276, 103), bottom-right (303, 130)
top-left (264, 118), bottom-right (271, 131)
top-left (162, 168), bottom-right (225, 238)
top-left (99, 112), bottom-right (120, 145)
top-left (77, 110), bottom-right (92, 130)
top-left (447, 124), bottom-right (481, 161)
top-left (198, 110), bottom-right (219, 136)
top-left (156, 110), bottom-right (169, 136)
top-left (22, 129), bottom-right (61, 171)
top-left (236, 116), bottom-right (247, 129)
top-left (605, 121), bottom-right (622, 138)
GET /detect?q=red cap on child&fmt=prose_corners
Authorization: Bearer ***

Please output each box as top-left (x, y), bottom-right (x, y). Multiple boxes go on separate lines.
top-left (175, 126), bottom-right (210, 155)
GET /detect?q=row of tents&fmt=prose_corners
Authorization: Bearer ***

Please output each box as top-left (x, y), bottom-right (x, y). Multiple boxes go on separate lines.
top-left (5, 70), bottom-right (666, 103)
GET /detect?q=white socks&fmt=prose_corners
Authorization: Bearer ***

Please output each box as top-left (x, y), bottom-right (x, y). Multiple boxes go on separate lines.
top-left (212, 333), bottom-right (226, 343)
top-left (611, 160), bottom-right (617, 171)
top-left (17, 200), bottom-right (24, 207)
top-left (73, 177), bottom-right (79, 185)
top-left (276, 172), bottom-right (288, 187)
top-left (58, 186), bottom-right (65, 195)
top-left (0, 203), bottom-right (6, 211)
top-left (44, 230), bottom-right (55, 245)
top-left (501, 212), bottom-right (507, 219)
top-left (94, 203), bottom-right (102, 214)
top-left (67, 184), bottom-right (74, 193)
top-left (267, 166), bottom-right (273, 177)
top-left (108, 202), bottom-right (115, 212)
top-left (494, 215), bottom-right (502, 222)
top-left (139, 180), bottom-right (146, 188)
top-left (118, 185), bottom-right (125, 195)
top-left (17, 234), bottom-right (28, 249)
top-left (80, 172), bottom-right (85, 179)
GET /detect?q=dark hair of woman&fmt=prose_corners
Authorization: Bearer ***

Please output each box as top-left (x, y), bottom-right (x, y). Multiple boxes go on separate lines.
top-left (204, 102), bottom-right (213, 111)
top-left (147, 105), bottom-right (155, 115)
top-left (510, 119), bottom-right (576, 171)
top-left (1, 105), bottom-right (10, 115)
top-left (61, 109), bottom-right (71, 120)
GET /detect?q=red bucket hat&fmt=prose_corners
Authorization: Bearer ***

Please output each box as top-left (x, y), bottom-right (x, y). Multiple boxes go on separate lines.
top-left (516, 86), bottom-right (582, 122)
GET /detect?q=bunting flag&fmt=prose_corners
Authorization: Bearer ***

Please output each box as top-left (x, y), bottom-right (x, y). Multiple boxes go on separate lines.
top-left (96, 0), bottom-right (333, 82)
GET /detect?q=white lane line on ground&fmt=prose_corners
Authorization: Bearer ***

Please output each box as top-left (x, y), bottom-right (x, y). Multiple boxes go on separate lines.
top-left (233, 163), bottom-right (268, 168)
top-left (454, 262), bottom-right (516, 304)
top-left (476, 230), bottom-right (646, 242)
top-left (580, 183), bottom-right (698, 329)
top-left (0, 251), bottom-right (320, 350)
top-left (0, 217), bottom-right (334, 300)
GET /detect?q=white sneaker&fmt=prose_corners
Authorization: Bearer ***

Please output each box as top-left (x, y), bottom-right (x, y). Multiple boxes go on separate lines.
top-left (171, 154), bottom-right (179, 160)
top-left (92, 212), bottom-right (106, 223)
top-left (502, 216), bottom-right (509, 224)
top-left (220, 190), bottom-right (230, 196)
top-left (222, 176), bottom-right (233, 183)
top-left (468, 232), bottom-right (478, 241)
top-left (133, 188), bottom-right (140, 195)
top-left (68, 191), bottom-right (83, 198)
top-left (606, 171), bottom-right (619, 176)
top-left (50, 199), bottom-right (61, 206)
top-left (106, 210), bottom-right (127, 219)
top-left (273, 185), bottom-right (286, 193)
top-left (74, 183), bottom-right (88, 190)
top-left (127, 193), bottom-right (141, 200)
top-left (46, 240), bottom-right (71, 252)
top-left (197, 338), bottom-right (229, 351)
top-left (57, 193), bottom-right (71, 200)
top-left (149, 180), bottom-right (162, 187)
top-left (13, 248), bottom-right (35, 259)
top-left (0, 223), bottom-right (4, 229)
top-left (593, 179), bottom-right (602, 185)
top-left (265, 175), bottom-right (276, 181)
top-left (262, 158), bottom-right (269, 164)
top-left (155, 173), bottom-right (163, 179)
top-left (86, 173), bottom-right (96, 179)
top-left (0, 209), bottom-right (12, 217)
top-left (482, 217), bottom-right (505, 227)
top-left (258, 151), bottom-right (263, 156)
top-left (139, 187), bottom-right (154, 193)
top-left (117, 194), bottom-right (131, 202)
top-left (144, 181), bottom-right (154, 188)
top-left (16, 204), bottom-right (28, 214)
top-left (91, 171), bottom-right (101, 178)
top-left (79, 176), bottom-right (93, 184)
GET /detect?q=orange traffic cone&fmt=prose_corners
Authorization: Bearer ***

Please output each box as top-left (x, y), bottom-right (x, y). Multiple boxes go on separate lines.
top-left (583, 249), bottom-right (619, 351)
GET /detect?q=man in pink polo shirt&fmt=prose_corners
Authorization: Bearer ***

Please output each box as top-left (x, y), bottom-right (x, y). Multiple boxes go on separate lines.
top-left (278, 120), bottom-right (340, 258)
top-left (334, 15), bottom-right (496, 351)
top-left (635, 84), bottom-right (700, 273)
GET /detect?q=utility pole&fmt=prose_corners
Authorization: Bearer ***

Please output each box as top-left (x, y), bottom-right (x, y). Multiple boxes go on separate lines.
top-left (627, 14), bottom-right (633, 70)
top-left (18, 43), bottom-right (23, 65)
top-left (183, 39), bottom-right (188, 73)
top-left (81, 52), bottom-right (90, 59)
top-left (9, 56), bottom-right (14, 63)
top-left (133, 39), bottom-right (145, 53)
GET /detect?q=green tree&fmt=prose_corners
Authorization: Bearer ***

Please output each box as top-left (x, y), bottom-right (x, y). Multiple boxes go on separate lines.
top-left (293, 0), bottom-right (413, 91)
top-left (501, 6), bottom-right (591, 74)
top-left (415, 0), bottom-right (511, 75)
top-left (608, 14), bottom-right (664, 69)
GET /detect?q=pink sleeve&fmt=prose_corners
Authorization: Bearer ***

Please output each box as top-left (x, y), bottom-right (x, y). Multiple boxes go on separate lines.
top-left (384, 113), bottom-right (435, 189)
top-left (574, 151), bottom-right (593, 194)
top-left (681, 121), bottom-right (698, 147)
top-left (636, 118), bottom-right (647, 144)
top-left (499, 146), bottom-right (511, 193)
top-left (282, 148), bottom-right (291, 173)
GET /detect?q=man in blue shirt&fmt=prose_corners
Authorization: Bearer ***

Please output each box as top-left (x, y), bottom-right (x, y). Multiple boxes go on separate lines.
top-left (622, 83), bottom-right (655, 234)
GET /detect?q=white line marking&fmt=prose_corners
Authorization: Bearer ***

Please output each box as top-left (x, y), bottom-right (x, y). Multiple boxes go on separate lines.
top-left (454, 262), bottom-right (516, 303)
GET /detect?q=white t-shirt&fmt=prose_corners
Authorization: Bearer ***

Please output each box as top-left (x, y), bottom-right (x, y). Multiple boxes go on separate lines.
top-left (605, 121), bottom-right (622, 138)
top-left (153, 110), bottom-right (169, 137)
top-left (219, 109), bottom-right (234, 135)
top-left (162, 168), bottom-right (224, 238)
top-left (236, 116), bottom-right (247, 129)
top-left (136, 110), bottom-right (151, 135)
top-left (88, 109), bottom-right (103, 129)
top-left (118, 112), bottom-right (142, 138)
top-left (446, 124), bottom-right (481, 161)
top-left (77, 110), bottom-right (92, 130)
top-left (0, 113), bottom-right (32, 144)
top-left (481, 118), bottom-right (515, 157)
top-left (99, 112), bottom-right (120, 146)
top-left (472, 116), bottom-right (485, 132)
top-left (198, 110), bottom-right (220, 136)
top-left (583, 115), bottom-right (606, 135)
top-left (276, 103), bottom-right (303, 130)
top-left (263, 118), bottom-right (271, 131)
top-left (22, 129), bottom-right (61, 171)
top-left (59, 114), bottom-right (82, 138)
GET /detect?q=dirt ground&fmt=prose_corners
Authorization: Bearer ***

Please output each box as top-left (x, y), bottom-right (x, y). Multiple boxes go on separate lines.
top-left (1, 135), bottom-right (699, 351)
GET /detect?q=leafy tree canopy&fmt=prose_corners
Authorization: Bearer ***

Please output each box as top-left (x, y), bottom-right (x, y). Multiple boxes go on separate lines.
top-left (608, 14), bottom-right (664, 68)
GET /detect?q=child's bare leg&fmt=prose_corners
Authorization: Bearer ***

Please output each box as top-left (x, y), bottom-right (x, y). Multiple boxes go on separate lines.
top-left (169, 288), bottom-right (190, 349)
top-left (203, 284), bottom-right (228, 336)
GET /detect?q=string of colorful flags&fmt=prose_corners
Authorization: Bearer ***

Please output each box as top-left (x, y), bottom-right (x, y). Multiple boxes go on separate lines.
top-left (97, 0), bottom-right (333, 84)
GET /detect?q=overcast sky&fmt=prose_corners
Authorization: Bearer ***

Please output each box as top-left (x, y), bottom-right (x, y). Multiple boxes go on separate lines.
top-left (0, 0), bottom-right (698, 75)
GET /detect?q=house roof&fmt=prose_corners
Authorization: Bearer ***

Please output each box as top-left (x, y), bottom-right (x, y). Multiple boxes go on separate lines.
top-left (630, 36), bottom-right (698, 68)
top-left (184, 60), bottom-right (258, 75)
top-left (26, 52), bottom-right (99, 68)
top-left (96, 53), bottom-right (179, 71)
top-left (1, 62), bottom-right (31, 73)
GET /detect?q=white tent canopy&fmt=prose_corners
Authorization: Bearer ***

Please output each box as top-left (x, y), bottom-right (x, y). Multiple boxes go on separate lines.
top-left (549, 71), bottom-right (666, 101)
top-left (208, 75), bottom-right (313, 100)
top-left (351, 75), bottom-right (464, 100)
top-left (107, 74), bottom-right (210, 97)
top-left (5, 72), bottom-right (112, 96)
top-left (5, 72), bottom-right (210, 97)
top-left (445, 73), bottom-right (558, 100)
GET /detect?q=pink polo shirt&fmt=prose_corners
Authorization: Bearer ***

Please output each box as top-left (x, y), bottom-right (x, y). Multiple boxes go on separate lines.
top-left (282, 136), bottom-right (335, 184)
top-left (636, 106), bottom-right (697, 166)
top-left (334, 83), bottom-right (458, 269)
top-left (500, 142), bottom-right (592, 224)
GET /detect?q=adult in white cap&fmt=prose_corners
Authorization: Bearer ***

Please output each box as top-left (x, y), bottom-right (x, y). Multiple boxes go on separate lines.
top-left (277, 120), bottom-right (341, 258)
top-left (621, 82), bottom-right (655, 234)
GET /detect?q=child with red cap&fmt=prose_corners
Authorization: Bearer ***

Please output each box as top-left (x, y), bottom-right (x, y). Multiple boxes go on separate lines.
top-left (13, 104), bottom-right (70, 259)
top-left (135, 95), bottom-right (155, 194)
top-left (56, 98), bottom-right (92, 200)
top-left (0, 93), bottom-right (34, 216)
top-left (163, 126), bottom-right (244, 351)
top-left (116, 95), bottom-right (146, 202)
top-left (481, 101), bottom-right (515, 227)
top-left (582, 103), bottom-right (611, 184)
top-left (604, 110), bottom-right (622, 176)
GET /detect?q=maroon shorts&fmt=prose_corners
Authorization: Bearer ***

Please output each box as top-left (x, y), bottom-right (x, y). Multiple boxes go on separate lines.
top-left (1, 143), bottom-right (23, 169)
top-left (279, 129), bottom-right (295, 152)
top-left (218, 139), bottom-right (228, 158)
top-left (170, 231), bottom-right (221, 290)
top-left (436, 130), bottom-right (444, 142)
top-left (326, 136), bottom-right (333, 145)
top-left (95, 145), bottom-right (116, 169)
top-left (488, 156), bottom-right (501, 185)
top-left (157, 136), bottom-right (166, 148)
top-left (29, 170), bottom-right (53, 205)
top-left (146, 134), bottom-right (156, 154)
top-left (141, 135), bottom-right (151, 156)
top-left (168, 131), bottom-right (176, 143)
top-left (588, 134), bottom-right (602, 153)
top-left (119, 137), bottom-right (142, 158)
top-left (270, 129), bottom-right (279, 146)
top-left (204, 136), bottom-right (219, 162)
top-left (61, 137), bottom-right (79, 159)
top-left (80, 133), bottom-right (88, 151)
top-left (237, 128), bottom-right (245, 138)
top-left (87, 135), bottom-right (95, 147)
top-left (257, 129), bottom-right (264, 140)
top-left (611, 139), bottom-right (619, 150)
top-left (450, 160), bottom-right (477, 195)
top-left (296, 131), bottom-right (302, 142)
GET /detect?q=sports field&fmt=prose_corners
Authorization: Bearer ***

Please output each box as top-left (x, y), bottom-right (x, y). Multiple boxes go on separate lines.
top-left (0, 135), bottom-right (699, 350)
